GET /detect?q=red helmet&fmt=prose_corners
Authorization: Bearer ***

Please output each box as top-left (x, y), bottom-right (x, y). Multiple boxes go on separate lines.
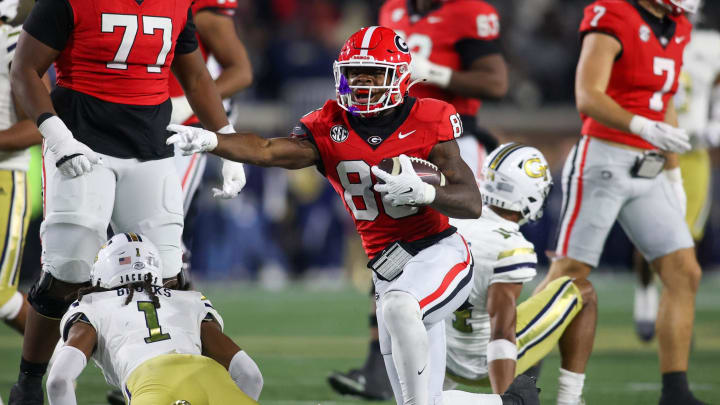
top-left (334, 26), bottom-right (412, 115)
top-left (655, 0), bottom-right (699, 14)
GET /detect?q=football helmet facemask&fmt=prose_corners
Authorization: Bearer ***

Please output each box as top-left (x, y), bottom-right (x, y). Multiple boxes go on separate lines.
top-left (91, 233), bottom-right (162, 289)
top-left (481, 143), bottom-right (553, 225)
top-left (334, 26), bottom-right (413, 116)
top-left (655, 0), bottom-right (700, 14)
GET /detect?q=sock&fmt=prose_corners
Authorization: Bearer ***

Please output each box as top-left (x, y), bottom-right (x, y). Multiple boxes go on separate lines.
top-left (0, 291), bottom-right (23, 320)
top-left (662, 371), bottom-right (690, 397)
top-left (557, 368), bottom-right (585, 405)
top-left (18, 358), bottom-right (48, 384)
top-left (382, 291), bottom-right (428, 405)
top-left (442, 390), bottom-right (502, 405)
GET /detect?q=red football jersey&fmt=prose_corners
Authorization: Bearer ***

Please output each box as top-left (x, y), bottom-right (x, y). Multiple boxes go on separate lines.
top-left (167, 0), bottom-right (238, 104)
top-left (579, 0), bottom-right (692, 148)
top-left (56, 0), bottom-right (194, 105)
top-left (299, 98), bottom-right (463, 257)
top-left (379, 0), bottom-right (501, 116)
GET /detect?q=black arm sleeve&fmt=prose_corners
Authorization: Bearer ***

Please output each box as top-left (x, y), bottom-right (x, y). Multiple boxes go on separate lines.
top-left (175, 7), bottom-right (199, 54)
top-left (22, 0), bottom-right (74, 51)
top-left (454, 38), bottom-right (502, 70)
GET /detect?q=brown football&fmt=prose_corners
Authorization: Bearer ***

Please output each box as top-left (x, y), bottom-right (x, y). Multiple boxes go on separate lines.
top-left (377, 156), bottom-right (446, 186)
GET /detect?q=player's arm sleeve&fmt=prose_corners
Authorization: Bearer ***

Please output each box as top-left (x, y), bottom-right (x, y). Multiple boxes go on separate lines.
top-left (59, 301), bottom-right (97, 342)
top-left (175, 7), bottom-right (199, 55)
top-left (489, 241), bottom-right (537, 285)
top-left (199, 295), bottom-right (225, 331)
top-left (451, 4), bottom-right (503, 70)
top-left (21, 0), bottom-right (74, 51)
top-left (578, 2), bottom-right (625, 59)
top-left (436, 103), bottom-right (463, 142)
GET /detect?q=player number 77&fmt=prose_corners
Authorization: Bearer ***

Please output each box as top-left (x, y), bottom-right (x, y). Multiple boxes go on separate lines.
top-left (102, 13), bottom-right (173, 73)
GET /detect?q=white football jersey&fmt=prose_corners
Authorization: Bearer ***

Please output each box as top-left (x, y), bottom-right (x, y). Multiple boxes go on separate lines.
top-left (445, 207), bottom-right (537, 380)
top-left (0, 23), bottom-right (30, 171)
top-left (60, 287), bottom-right (223, 389)
top-left (674, 29), bottom-right (720, 148)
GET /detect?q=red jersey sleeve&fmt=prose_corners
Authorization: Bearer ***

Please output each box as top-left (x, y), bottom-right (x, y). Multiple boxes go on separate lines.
top-left (436, 103), bottom-right (463, 142)
top-left (192, 0), bottom-right (237, 16)
top-left (446, 1), bottom-right (501, 42)
top-left (579, 1), bottom-right (630, 48)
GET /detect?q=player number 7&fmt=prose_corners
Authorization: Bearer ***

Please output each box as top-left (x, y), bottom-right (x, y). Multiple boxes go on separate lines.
top-left (102, 13), bottom-right (173, 73)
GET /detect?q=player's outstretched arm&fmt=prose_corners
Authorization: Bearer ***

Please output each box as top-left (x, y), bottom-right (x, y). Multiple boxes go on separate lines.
top-left (486, 282), bottom-right (523, 394)
top-left (201, 320), bottom-right (263, 400)
top-left (46, 322), bottom-right (96, 405)
top-left (167, 124), bottom-right (320, 170)
top-left (427, 140), bottom-right (482, 218)
top-left (171, 49), bottom-right (230, 132)
top-left (195, 10), bottom-right (253, 98)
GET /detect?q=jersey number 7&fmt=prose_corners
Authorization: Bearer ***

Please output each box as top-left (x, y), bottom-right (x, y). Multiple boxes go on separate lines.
top-left (102, 13), bottom-right (173, 73)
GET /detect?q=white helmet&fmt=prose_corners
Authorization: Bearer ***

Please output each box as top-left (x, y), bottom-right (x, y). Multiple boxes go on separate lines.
top-left (481, 143), bottom-right (553, 224)
top-left (91, 233), bottom-right (162, 289)
top-left (0, 0), bottom-right (19, 22)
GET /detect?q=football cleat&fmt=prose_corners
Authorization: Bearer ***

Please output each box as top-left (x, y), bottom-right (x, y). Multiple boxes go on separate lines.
top-left (8, 379), bottom-right (43, 405)
top-left (501, 375), bottom-right (540, 405)
top-left (106, 389), bottom-right (125, 405)
top-left (327, 368), bottom-right (393, 401)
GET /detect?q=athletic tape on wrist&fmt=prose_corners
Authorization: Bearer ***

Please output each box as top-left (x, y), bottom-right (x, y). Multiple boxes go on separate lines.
top-left (487, 339), bottom-right (517, 362)
top-left (217, 124), bottom-right (235, 134)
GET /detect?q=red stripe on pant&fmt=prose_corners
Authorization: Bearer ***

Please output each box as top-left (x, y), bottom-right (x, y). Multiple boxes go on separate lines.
top-left (419, 235), bottom-right (471, 309)
top-left (181, 153), bottom-right (198, 191)
top-left (560, 138), bottom-right (591, 256)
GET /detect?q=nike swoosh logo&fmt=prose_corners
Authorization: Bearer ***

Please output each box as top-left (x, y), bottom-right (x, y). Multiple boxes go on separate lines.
top-left (427, 16), bottom-right (442, 23)
top-left (418, 364), bottom-right (427, 375)
top-left (398, 130), bottom-right (416, 139)
top-left (401, 187), bottom-right (414, 194)
top-left (675, 36), bottom-right (685, 43)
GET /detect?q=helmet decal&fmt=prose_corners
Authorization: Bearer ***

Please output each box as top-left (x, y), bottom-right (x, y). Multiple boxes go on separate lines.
top-left (395, 35), bottom-right (409, 53)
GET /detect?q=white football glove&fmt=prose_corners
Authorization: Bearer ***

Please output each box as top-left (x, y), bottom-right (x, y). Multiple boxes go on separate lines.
top-left (629, 115), bottom-right (691, 153)
top-left (212, 124), bottom-right (246, 199)
top-left (665, 167), bottom-right (686, 217)
top-left (410, 54), bottom-right (452, 88)
top-left (166, 124), bottom-right (218, 155)
top-left (371, 154), bottom-right (436, 206)
top-left (170, 96), bottom-right (194, 125)
top-left (40, 116), bottom-right (101, 178)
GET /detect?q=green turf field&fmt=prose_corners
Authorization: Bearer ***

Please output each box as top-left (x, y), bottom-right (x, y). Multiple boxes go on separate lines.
top-left (1, 273), bottom-right (719, 404)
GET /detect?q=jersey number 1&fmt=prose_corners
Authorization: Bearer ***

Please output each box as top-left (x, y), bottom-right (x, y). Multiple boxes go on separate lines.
top-left (102, 14), bottom-right (173, 72)
top-left (137, 301), bottom-right (171, 343)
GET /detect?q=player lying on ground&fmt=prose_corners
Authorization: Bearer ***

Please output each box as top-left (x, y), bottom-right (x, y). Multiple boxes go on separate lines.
top-left (46, 233), bottom-right (263, 405)
top-left (444, 144), bottom-right (597, 405)
top-left (168, 25), bottom-right (539, 405)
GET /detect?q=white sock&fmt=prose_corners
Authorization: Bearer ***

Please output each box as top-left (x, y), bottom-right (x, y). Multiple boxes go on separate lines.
top-left (633, 282), bottom-right (659, 322)
top-left (0, 291), bottom-right (23, 320)
top-left (557, 368), bottom-right (585, 405)
top-left (442, 390), bottom-right (502, 405)
top-left (382, 291), bottom-right (429, 405)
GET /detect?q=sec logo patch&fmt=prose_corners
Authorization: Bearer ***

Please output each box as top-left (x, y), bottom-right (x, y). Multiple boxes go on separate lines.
top-left (330, 125), bottom-right (349, 143)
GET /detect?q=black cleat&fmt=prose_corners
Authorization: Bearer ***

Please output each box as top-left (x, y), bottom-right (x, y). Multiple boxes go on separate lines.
top-left (107, 389), bottom-right (125, 405)
top-left (635, 320), bottom-right (656, 342)
top-left (501, 375), bottom-right (540, 405)
top-left (9, 380), bottom-right (44, 405)
top-left (327, 368), bottom-right (393, 401)
top-left (659, 392), bottom-right (707, 405)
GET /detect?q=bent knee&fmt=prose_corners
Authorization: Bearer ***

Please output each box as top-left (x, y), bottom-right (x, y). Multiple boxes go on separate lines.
top-left (572, 278), bottom-right (597, 309)
top-left (656, 250), bottom-right (702, 293)
top-left (549, 258), bottom-right (592, 281)
top-left (382, 291), bottom-right (421, 326)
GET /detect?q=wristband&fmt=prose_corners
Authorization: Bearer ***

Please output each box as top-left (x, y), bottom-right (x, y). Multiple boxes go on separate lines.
top-left (217, 124), bottom-right (235, 135)
top-left (629, 115), bottom-right (651, 135)
top-left (664, 167), bottom-right (682, 183)
top-left (428, 63), bottom-right (452, 88)
top-left (487, 339), bottom-right (517, 362)
top-left (37, 112), bottom-right (55, 127)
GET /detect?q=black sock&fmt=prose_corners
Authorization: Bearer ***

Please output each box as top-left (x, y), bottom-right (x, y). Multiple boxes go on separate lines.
top-left (18, 358), bottom-right (47, 384)
top-left (662, 371), bottom-right (690, 396)
top-left (500, 393), bottom-right (523, 405)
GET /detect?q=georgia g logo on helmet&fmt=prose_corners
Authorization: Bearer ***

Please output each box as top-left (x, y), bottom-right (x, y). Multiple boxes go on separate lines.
top-left (524, 158), bottom-right (548, 180)
top-left (395, 35), bottom-right (409, 53)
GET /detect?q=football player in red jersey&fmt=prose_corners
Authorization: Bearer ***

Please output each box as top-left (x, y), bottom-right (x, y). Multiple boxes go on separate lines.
top-left (168, 26), bottom-right (539, 405)
top-left (330, 1), bottom-right (509, 398)
top-left (532, 1), bottom-right (706, 404)
top-left (7, 0), bottom-right (241, 402)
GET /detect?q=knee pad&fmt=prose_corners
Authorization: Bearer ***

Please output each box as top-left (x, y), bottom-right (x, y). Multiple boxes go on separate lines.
top-left (382, 291), bottom-right (421, 330)
top-left (41, 223), bottom-right (107, 283)
top-left (28, 271), bottom-right (87, 319)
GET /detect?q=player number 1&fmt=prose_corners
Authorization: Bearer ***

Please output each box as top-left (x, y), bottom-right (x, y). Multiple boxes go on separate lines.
top-left (137, 301), bottom-right (171, 343)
